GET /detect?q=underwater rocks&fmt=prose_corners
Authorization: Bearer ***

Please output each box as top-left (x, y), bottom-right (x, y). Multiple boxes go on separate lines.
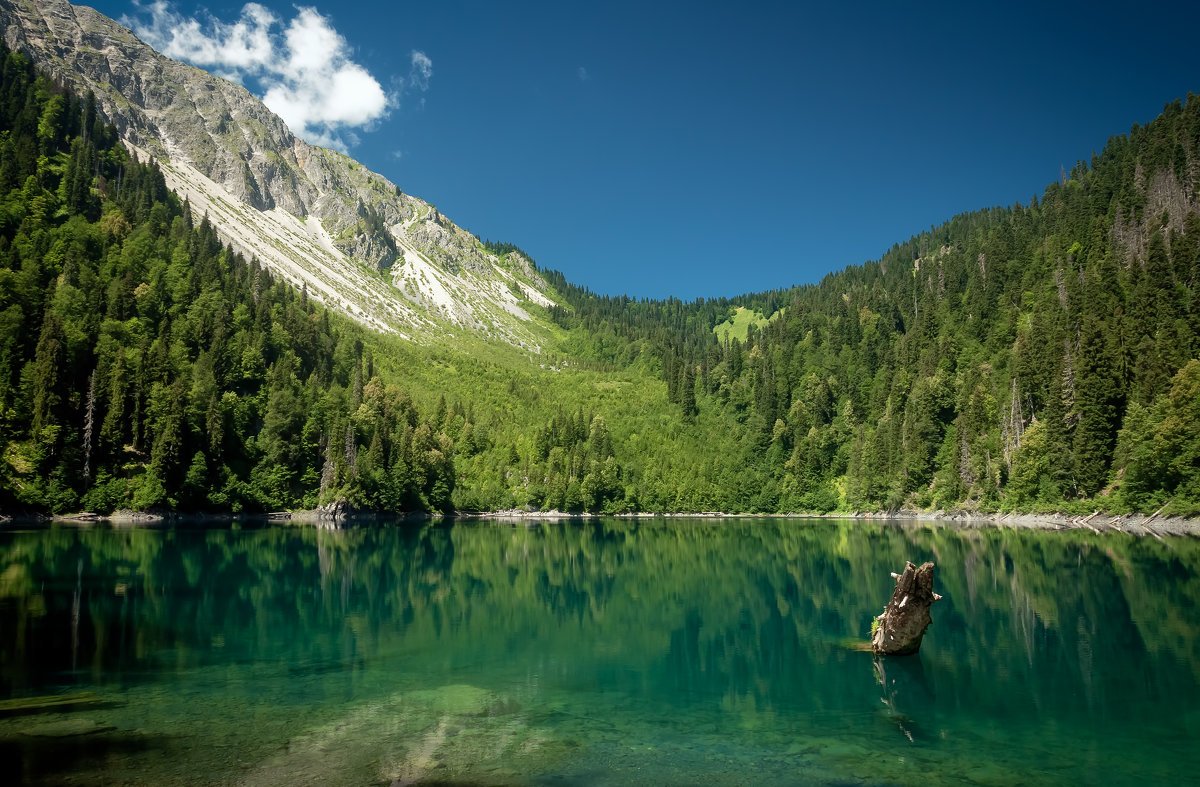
top-left (20, 718), bottom-right (117, 737)
top-left (237, 684), bottom-right (562, 786)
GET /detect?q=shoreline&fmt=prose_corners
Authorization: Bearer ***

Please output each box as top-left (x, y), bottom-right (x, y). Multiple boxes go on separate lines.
top-left (3, 507), bottom-right (1197, 537)
top-left (459, 509), bottom-right (1200, 537)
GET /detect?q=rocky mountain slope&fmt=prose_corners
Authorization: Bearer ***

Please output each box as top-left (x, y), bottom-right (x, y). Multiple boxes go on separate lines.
top-left (0, 0), bottom-right (557, 345)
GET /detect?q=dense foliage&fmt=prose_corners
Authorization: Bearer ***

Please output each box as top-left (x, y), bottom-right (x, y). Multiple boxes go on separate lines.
top-left (0, 45), bottom-right (454, 514)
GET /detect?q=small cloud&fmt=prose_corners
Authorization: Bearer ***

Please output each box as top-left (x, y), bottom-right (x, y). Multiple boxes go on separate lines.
top-left (125, 2), bottom-right (431, 151)
top-left (390, 150), bottom-right (405, 161)
top-left (409, 51), bottom-right (433, 92)
top-left (577, 66), bottom-right (589, 82)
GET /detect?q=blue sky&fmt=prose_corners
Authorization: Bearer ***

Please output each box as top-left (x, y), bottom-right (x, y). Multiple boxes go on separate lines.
top-left (93, 1), bottom-right (1200, 300)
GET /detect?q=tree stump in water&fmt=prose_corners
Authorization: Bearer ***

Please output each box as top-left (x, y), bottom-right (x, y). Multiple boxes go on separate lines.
top-left (871, 561), bottom-right (941, 656)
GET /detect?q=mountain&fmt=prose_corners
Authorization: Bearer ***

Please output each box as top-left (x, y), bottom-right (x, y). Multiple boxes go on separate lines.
top-left (1, 0), bottom-right (1198, 518)
top-left (0, 0), bottom-right (557, 346)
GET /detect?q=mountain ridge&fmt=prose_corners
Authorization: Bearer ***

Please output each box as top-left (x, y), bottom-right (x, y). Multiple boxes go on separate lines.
top-left (0, 0), bottom-right (558, 345)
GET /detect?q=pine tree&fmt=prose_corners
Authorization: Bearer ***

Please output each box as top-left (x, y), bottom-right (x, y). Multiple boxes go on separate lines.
top-left (679, 363), bottom-right (697, 419)
top-left (1073, 310), bottom-right (1119, 495)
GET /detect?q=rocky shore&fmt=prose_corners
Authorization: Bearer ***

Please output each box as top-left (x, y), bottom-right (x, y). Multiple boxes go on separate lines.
top-left (464, 508), bottom-right (1200, 536)
top-left (6, 507), bottom-right (1197, 537)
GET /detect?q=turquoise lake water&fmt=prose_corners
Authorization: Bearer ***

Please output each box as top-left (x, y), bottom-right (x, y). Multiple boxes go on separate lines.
top-left (1, 518), bottom-right (1198, 784)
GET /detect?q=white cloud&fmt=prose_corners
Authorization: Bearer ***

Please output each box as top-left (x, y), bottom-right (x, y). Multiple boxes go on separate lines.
top-left (126, 2), bottom-right (427, 151)
top-left (577, 66), bottom-right (589, 82)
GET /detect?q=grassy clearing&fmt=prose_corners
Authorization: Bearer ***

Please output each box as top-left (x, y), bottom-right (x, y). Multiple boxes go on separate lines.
top-left (354, 311), bottom-right (759, 512)
top-left (713, 306), bottom-right (782, 343)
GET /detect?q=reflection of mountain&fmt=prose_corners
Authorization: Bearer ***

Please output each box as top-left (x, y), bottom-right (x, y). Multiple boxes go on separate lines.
top-left (3, 521), bottom-right (1198, 717)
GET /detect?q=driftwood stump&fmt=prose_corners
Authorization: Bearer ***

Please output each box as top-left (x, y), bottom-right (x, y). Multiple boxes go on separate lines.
top-left (871, 561), bottom-right (941, 656)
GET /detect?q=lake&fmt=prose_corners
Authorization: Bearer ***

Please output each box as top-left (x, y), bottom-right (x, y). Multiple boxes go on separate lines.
top-left (1, 518), bottom-right (1198, 784)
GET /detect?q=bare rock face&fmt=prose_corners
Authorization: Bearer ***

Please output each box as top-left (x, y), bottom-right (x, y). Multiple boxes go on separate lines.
top-left (0, 0), bottom-right (556, 345)
top-left (871, 561), bottom-right (941, 656)
top-left (6, 0), bottom-right (393, 235)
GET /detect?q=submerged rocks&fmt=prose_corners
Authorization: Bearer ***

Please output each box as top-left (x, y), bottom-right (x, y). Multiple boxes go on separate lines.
top-left (871, 561), bottom-right (941, 656)
top-left (406, 684), bottom-right (522, 718)
top-left (237, 683), bottom-right (555, 787)
top-left (20, 718), bottom-right (117, 738)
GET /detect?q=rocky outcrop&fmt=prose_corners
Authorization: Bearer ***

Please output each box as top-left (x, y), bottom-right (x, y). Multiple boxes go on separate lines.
top-left (2, 0), bottom-right (305, 212)
top-left (314, 500), bottom-right (360, 525)
top-left (0, 0), bottom-right (557, 345)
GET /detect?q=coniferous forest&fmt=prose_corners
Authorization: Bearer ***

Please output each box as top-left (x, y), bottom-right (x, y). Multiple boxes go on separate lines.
top-left (1, 43), bottom-right (1198, 517)
top-left (0, 45), bottom-right (455, 515)
top-left (531, 96), bottom-right (1200, 515)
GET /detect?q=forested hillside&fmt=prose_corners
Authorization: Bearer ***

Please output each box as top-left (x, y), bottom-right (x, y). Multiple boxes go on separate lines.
top-left (0, 45), bottom-right (454, 514)
top-left (546, 96), bottom-right (1200, 514)
top-left (2, 42), bottom-right (1197, 517)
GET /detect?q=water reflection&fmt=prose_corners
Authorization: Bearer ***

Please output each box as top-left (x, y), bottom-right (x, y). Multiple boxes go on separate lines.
top-left (874, 656), bottom-right (931, 742)
top-left (0, 519), bottom-right (1198, 784)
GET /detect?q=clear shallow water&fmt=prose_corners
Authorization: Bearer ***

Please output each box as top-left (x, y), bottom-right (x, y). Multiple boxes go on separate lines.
top-left (1, 518), bottom-right (1198, 785)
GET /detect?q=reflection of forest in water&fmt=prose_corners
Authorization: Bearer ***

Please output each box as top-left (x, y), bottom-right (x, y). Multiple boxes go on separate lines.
top-left (3, 518), bottom-right (1198, 728)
